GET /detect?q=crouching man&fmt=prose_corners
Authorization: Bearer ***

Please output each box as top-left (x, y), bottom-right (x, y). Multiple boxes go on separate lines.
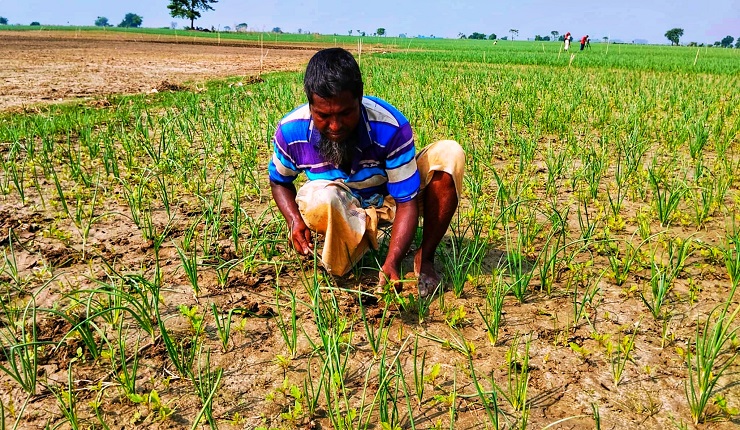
top-left (268, 48), bottom-right (464, 296)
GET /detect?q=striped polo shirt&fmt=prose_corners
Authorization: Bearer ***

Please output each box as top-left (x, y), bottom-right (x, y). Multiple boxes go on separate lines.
top-left (268, 96), bottom-right (420, 203)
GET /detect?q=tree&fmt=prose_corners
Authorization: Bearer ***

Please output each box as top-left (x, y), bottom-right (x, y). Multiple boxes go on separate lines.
top-left (94, 16), bottom-right (110, 27)
top-left (720, 35), bottom-right (734, 48)
top-left (0, 17), bottom-right (8, 25)
top-left (602, 36), bottom-right (609, 43)
top-left (736, 37), bottom-right (740, 49)
top-left (348, 29), bottom-right (352, 36)
top-left (551, 30), bottom-right (559, 41)
top-left (118, 13), bottom-right (143, 28)
top-left (509, 29), bottom-right (518, 40)
top-left (236, 23), bottom-right (247, 32)
top-left (272, 27), bottom-right (282, 33)
top-left (30, 21), bottom-right (40, 26)
top-left (488, 33), bottom-right (497, 40)
top-left (664, 28), bottom-right (684, 46)
top-left (167, 0), bottom-right (217, 30)
top-left (376, 27), bottom-right (385, 36)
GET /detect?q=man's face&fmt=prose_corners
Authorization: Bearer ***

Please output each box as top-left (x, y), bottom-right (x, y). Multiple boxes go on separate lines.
top-left (309, 90), bottom-right (361, 144)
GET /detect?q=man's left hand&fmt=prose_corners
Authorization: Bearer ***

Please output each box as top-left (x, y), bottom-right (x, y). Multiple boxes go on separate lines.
top-left (378, 263), bottom-right (401, 286)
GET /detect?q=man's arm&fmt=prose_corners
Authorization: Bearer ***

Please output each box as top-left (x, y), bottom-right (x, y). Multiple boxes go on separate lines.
top-left (270, 181), bottom-right (313, 255)
top-left (380, 198), bottom-right (419, 281)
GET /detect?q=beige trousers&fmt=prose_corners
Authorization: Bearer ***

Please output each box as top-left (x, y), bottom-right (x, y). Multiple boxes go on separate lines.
top-left (295, 140), bottom-right (465, 276)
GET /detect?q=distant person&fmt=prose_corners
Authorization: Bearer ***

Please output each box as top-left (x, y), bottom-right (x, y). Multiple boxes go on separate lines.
top-left (586, 36), bottom-right (591, 49)
top-left (580, 34), bottom-right (589, 51)
top-left (564, 32), bottom-right (571, 50)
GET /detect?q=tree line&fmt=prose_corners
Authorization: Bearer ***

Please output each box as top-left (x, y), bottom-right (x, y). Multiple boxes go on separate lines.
top-left (3, 5), bottom-right (740, 47)
top-left (665, 28), bottom-right (739, 48)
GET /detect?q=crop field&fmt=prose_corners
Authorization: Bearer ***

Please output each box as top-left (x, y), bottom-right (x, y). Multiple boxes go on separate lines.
top-left (1, 28), bottom-right (740, 429)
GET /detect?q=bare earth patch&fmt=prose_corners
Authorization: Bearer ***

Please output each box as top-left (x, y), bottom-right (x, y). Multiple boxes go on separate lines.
top-left (0, 30), bottom-right (317, 111)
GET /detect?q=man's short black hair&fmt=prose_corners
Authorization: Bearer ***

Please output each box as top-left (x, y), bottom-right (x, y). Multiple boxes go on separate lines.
top-left (303, 48), bottom-right (363, 104)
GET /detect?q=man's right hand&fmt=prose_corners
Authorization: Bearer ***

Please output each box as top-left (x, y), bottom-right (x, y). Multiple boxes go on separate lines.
top-left (290, 218), bottom-right (313, 255)
top-left (271, 181), bottom-right (313, 256)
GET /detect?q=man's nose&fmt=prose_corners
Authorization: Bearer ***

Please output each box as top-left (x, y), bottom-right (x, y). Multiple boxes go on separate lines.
top-left (328, 118), bottom-right (342, 132)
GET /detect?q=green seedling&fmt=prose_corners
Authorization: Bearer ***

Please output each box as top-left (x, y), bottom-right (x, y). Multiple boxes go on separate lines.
top-left (608, 323), bottom-right (639, 387)
top-left (274, 286), bottom-right (300, 357)
top-left (685, 296), bottom-right (740, 424)
top-left (211, 303), bottom-right (234, 352)
top-left (476, 272), bottom-right (508, 345)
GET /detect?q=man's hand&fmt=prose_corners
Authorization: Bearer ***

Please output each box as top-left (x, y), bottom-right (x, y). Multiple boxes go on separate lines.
top-left (290, 217), bottom-right (313, 255)
top-left (271, 181), bottom-right (314, 256)
top-left (378, 262), bottom-right (401, 286)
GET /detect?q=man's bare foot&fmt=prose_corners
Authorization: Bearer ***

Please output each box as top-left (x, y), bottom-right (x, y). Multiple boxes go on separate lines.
top-left (414, 250), bottom-right (442, 298)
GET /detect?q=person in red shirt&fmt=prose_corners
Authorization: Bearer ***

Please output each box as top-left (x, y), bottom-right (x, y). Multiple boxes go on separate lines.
top-left (580, 35), bottom-right (589, 50)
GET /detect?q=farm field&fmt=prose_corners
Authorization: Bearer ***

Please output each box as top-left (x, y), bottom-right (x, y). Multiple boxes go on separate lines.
top-left (0, 29), bottom-right (322, 111)
top-left (1, 28), bottom-right (740, 429)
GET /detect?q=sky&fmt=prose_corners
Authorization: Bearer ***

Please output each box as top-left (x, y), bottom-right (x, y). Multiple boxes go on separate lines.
top-left (1, 0), bottom-right (738, 44)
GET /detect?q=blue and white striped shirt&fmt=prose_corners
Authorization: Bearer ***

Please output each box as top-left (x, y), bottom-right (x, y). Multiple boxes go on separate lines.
top-left (268, 96), bottom-right (420, 203)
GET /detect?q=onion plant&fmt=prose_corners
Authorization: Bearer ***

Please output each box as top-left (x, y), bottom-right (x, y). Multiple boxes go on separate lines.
top-left (191, 346), bottom-right (223, 430)
top-left (175, 240), bottom-right (200, 298)
top-left (360, 296), bottom-right (390, 360)
top-left (685, 297), bottom-right (740, 424)
top-left (640, 261), bottom-right (672, 320)
top-left (274, 285), bottom-right (300, 358)
top-left (647, 162), bottom-right (687, 227)
top-left (724, 228), bottom-right (740, 289)
top-left (608, 323), bottom-right (638, 387)
top-left (476, 271), bottom-right (508, 345)
top-left (571, 264), bottom-right (603, 329)
top-left (0, 296), bottom-right (48, 395)
top-left (443, 202), bottom-right (488, 298)
top-left (210, 303), bottom-right (234, 352)
top-left (50, 362), bottom-right (80, 430)
top-left (495, 333), bottom-right (531, 418)
top-left (108, 320), bottom-right (142, 402)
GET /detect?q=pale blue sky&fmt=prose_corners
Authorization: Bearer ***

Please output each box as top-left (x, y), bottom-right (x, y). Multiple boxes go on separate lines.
top-left (1, 0), bottom-right (738, 44)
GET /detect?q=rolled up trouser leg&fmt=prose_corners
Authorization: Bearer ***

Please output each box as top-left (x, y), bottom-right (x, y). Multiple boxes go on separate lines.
top-left (296, 180), bottom-right (371, 276)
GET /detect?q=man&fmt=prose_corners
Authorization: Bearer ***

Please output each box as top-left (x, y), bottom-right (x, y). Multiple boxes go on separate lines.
top-left (580, 34), bottom-right (589, 50)
top-left (268, 48), bottom-right (464, 296)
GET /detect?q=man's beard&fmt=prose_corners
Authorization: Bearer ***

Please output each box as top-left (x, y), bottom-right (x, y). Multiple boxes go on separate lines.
top-left (317, 134), bottom-right (358, 171)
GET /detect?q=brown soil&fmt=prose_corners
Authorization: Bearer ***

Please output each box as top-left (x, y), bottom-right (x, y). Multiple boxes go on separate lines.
top-left (1, 30), bottom-right (739, 430)
top-left (0, 30), bottom-right (317, 111)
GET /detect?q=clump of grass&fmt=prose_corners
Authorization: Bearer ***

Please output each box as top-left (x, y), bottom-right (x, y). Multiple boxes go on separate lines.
top-left (685, 291), bottom-right (740, 424)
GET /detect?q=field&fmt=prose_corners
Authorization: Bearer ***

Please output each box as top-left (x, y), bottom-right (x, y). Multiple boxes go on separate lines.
top-left (1, 28), bottom-right (740, 430)
top-left (0, 29), bottom-right (319, 111)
